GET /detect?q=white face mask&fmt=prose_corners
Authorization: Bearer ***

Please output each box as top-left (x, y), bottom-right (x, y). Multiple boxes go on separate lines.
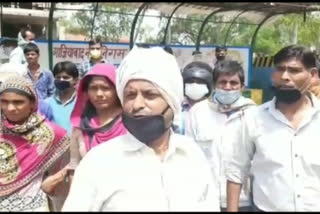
top-left (185, 83), bottom-right (209, 101)
top-left (214, 88), bottom-right (241, 105)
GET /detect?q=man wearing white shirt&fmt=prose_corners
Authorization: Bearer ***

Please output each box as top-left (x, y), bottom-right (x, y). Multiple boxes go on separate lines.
top-left (226, 45), bottom-right (320, 211)
top-left (186, 60), bottom-right (256, 211)
top-left (62, 46), bottom-right (220, 211)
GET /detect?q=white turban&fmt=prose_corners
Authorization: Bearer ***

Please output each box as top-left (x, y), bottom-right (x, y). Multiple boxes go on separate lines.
top-left (116, 46), bottom-right (184, 115)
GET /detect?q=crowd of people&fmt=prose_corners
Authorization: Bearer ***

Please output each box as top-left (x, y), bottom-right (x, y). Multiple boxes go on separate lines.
top-left (0, 25), bottom-right (320, 212)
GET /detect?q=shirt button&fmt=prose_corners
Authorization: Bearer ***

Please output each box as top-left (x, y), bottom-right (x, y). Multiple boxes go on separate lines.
top-left (297, 194), bottom-right (301, 198)
top-left (296, 174), bottom-right (299, 178)
top-left (295, 154), bottom-right (298, 158)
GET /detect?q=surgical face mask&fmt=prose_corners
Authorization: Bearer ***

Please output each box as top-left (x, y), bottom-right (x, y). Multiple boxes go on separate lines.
top-left (185, 83), bottom-right (209, 101)
top-left (54, 80), bottom-right (71, 91)
top-left (214, 88), bottom-right (241, 105)
top-left (90, 49), bottom-right (102, 60)
top-left (122, 106), bottom-right (170, 144)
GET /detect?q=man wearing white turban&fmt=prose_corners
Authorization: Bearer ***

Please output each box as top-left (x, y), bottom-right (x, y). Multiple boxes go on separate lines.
top-left (62, 46), bottom-right (220, 211)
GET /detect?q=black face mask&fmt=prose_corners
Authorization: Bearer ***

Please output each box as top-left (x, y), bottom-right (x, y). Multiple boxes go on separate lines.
top-left (216, 56), bottom-right (225, 61)
top-left (54, 80), bottom-right (71, 91)
top-left (272, 86), bottom-right (302, 104)
top-left (122, 106), bottom-right (171, 144)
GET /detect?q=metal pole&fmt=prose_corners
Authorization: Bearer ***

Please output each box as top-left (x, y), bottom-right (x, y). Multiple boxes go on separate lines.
top-left (48, 3), bottom-right (55, 71)
top-left (0, 4), bottom-right (3, 38)
top-left (129, 3), bottom-right (148, 50)
top-left (195, 8), bottom-right (227, 51)
top-left (251, 13), bottom-right (276, 50)
top-left (90, 2), bottom-right (99, 39)
top-left (223, 10), bottom-right (249, 46)
top-left (161, 3), bottom-right (184, 45)
top-left (134, 6), bottom-right (147, 42)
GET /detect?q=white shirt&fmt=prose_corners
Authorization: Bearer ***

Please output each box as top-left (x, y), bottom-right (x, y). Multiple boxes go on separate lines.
top-left (9, 46), bottom-right (27, 66)
top-left (186, 97), bottom-right (255, 208)
top-left (225, 94), bottom-right (320, 211)
top-left (62, 132), bottom-right (220, 211)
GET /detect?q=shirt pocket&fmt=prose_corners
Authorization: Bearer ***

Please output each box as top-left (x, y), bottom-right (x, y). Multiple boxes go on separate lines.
top-left (194, 125), bottom-right (214, 142)
top-left (305, 151), bottom-right (320, 174)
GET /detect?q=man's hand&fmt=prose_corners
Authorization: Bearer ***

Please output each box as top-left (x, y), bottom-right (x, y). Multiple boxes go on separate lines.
top-left (41, 168), bottom-right (68, 196)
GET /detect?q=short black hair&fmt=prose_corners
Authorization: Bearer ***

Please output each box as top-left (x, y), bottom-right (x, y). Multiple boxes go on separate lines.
top-left (216, 46), bottom-right (227, 52)
top-left (20, 25), bottom-right (34, 39)
top-left (23, 43), bottom-right (39, 55)
top-left (53, 61), bottom-right (79, 78)
top-left (88, 36), bottom-right (102, 47)
top-left (274, 45), bottom-right (317, 69)
top-left (213, 60), bottom-right (245, 86)
top-left (163, 45), bottom-right (173, 55)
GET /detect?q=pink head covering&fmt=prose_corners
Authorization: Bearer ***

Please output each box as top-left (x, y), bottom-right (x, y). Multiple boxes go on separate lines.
top-left (70, 63), bottom-right (127, 151)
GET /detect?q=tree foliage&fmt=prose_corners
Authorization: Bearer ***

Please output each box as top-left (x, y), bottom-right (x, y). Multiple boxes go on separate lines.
top-left (60, 4), bottom-right (136, 42)
top-left (61, 5), bottom-right (320, 55)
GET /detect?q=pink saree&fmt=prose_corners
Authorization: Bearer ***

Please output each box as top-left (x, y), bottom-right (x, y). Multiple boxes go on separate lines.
top-left (0, 76), bottom-right (70, 197)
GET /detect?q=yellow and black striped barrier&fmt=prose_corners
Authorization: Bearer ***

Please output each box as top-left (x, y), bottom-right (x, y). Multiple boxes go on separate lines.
top-left (253, 54), bottom-right (320, 67)
top-left (253, 56), bottom-right (274, 67)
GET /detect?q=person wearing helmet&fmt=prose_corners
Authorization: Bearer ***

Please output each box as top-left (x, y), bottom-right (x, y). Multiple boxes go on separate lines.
top-left (172, 61), bottom-right (213, 135)
top-left (186, 60), bottom-right (256, 211)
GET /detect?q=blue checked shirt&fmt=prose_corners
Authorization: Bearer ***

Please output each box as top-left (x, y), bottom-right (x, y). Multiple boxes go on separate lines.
top-left (27, 68), bottom-right (56, 100)
top-left (77, 60), bottom-right (107, 78)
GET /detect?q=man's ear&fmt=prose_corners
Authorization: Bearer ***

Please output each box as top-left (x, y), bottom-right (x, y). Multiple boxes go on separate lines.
top-left (311, 67), bottom-right (319, 79)
top-left (241, 84), bottom-right (245, 91)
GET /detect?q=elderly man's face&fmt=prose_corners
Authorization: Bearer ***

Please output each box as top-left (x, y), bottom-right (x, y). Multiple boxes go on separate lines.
top-left (123, 80), bottom-right (173, 126)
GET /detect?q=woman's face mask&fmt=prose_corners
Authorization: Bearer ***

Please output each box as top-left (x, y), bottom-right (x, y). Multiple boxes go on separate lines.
top-left (185, 83), bottom-right (209, 101)
top-left (213, 88), bottom-right (241, 105)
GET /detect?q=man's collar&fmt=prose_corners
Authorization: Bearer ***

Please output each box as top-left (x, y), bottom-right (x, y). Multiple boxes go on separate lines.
top-left (123, 130), bottom-right (186, 156)
top-left (54, 91), bottom-right (77, 105)
top-left (89, 59), bottom-right (106, 65)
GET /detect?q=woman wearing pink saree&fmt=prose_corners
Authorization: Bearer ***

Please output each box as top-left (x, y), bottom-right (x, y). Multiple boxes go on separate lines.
top-left (68, 64), bottom-right (127, 179)
top-left (0, 76), bottom-right (70, 211)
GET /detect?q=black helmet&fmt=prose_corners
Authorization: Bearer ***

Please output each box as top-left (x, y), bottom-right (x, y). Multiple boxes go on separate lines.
top-left (182, 61), bottom-right (213, 96)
